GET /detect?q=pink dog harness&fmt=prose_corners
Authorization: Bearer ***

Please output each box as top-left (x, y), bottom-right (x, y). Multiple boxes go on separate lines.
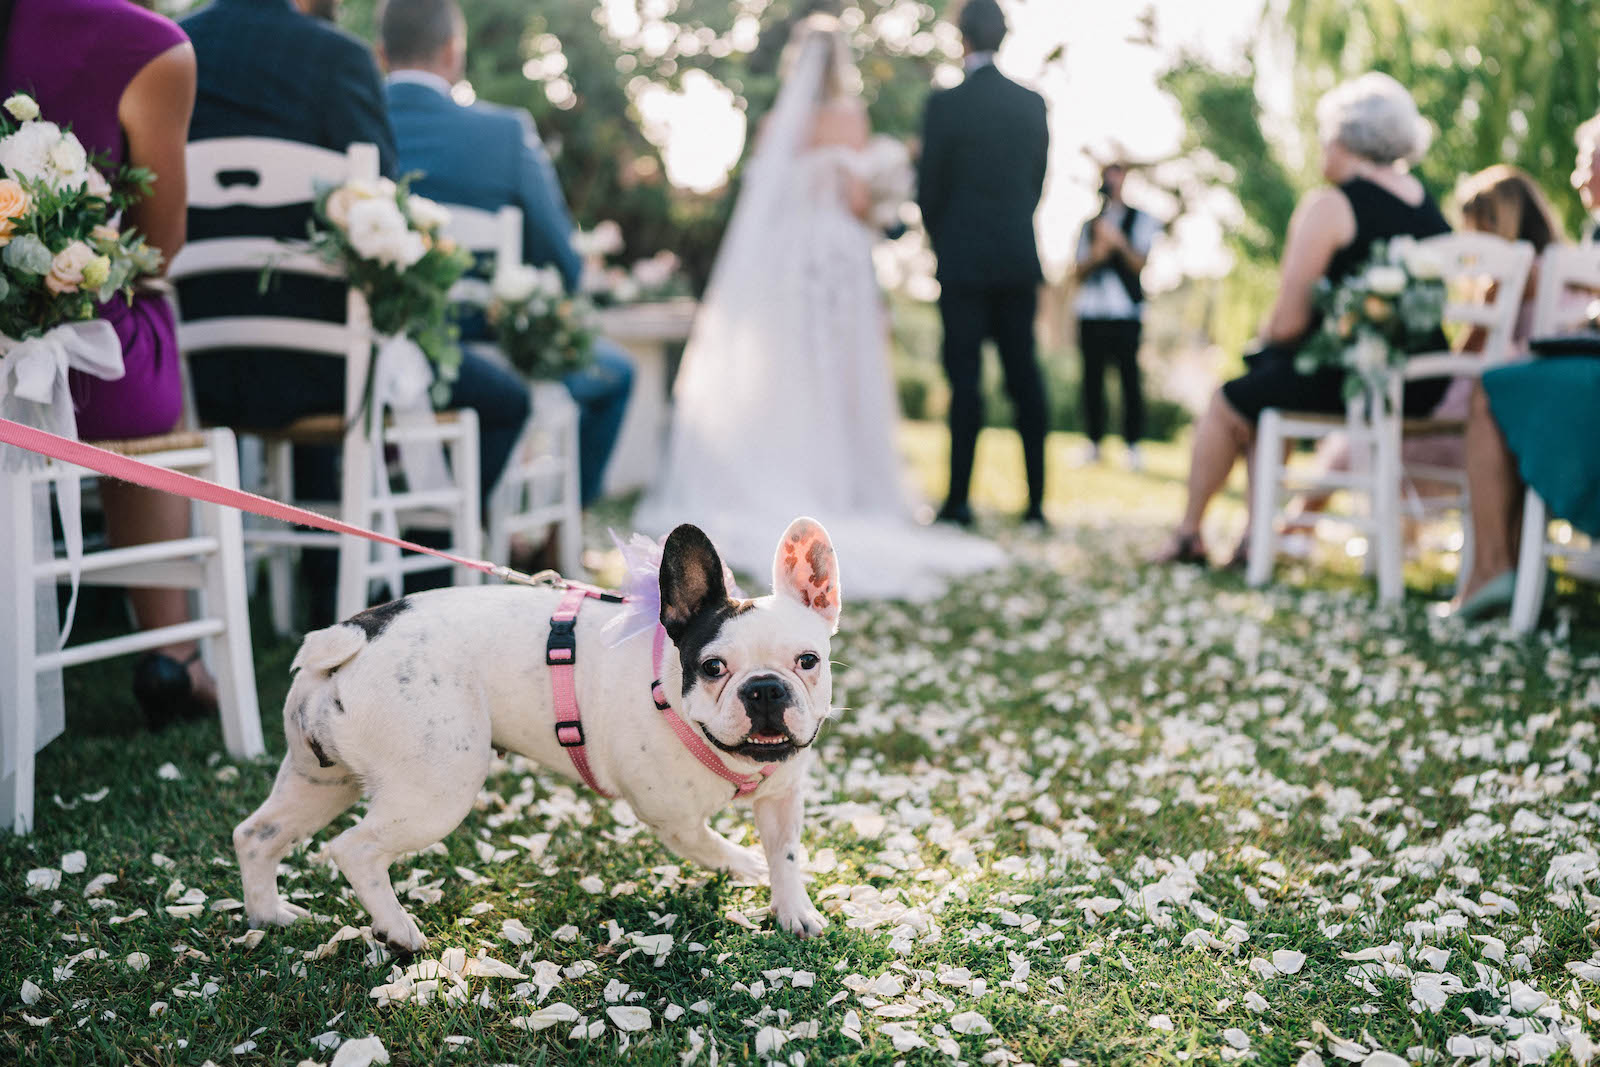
top-left (547, 583), bottom-right (777, 800)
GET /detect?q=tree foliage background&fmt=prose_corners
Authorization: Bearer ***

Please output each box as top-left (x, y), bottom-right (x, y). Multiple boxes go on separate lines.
top-left (1160, 0), bottom-right (1600, 354)
top-left (338, 0), bottom-right (957, 289)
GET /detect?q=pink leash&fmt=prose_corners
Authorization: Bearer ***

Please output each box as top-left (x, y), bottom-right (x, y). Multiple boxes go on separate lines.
top-left (0, 417), bottom-right (774, 801)
top-left (0, 417), bottom-right (518, 582)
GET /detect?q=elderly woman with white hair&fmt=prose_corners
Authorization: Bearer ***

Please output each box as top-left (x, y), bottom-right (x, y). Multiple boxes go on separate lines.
top-left (1153, 72), bottom-right (1452, 565)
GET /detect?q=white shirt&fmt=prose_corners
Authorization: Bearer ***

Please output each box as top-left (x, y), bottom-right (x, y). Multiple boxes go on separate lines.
top-left (386, 69), bottom-right (453, 97)
top-left (1074, 202), bottom-right (1159, 321)
top-left (963, 52), bottom-right (996, 74)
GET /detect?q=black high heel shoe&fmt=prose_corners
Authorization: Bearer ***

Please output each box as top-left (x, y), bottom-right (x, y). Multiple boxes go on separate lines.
top-left (133, 649), bottom-right (217, 731)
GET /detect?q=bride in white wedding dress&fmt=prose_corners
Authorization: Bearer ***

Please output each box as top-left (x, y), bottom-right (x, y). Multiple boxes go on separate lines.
top-left (634, 16), bottom-right (1007, 600)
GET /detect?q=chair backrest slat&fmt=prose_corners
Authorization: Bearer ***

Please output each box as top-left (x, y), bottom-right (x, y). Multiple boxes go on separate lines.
top-left (186, 138), bottom-right (365, 210)
top-left (440, 204), bottom-right (523, 307)
top-left (1415, 232), bottom-right (1536, 365)
top-left (1531, 243), bottom-right (1600, 336)
top-left (168, 237), bottom-right (339, 282)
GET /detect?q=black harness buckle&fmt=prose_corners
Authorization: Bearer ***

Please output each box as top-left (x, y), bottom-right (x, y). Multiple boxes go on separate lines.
top-left (546, 616), bottom-right (578, 665)
top-left (555, 719), bottom-right (586, 747)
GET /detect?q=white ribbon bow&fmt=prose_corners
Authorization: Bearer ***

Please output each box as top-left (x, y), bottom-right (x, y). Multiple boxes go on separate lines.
top-left (371, 334), bottom-right (453, 496)
top-left (0, 319), bottom-right (125, 645)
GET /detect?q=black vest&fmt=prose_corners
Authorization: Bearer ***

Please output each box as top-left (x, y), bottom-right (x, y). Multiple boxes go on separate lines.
top-left (1082, 206), bottom-right (1144, 306)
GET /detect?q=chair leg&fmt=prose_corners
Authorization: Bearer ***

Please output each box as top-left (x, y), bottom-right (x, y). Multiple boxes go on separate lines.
top-left (337, 426), bottom-right (373, 622)
top-left (265, 439), bottom-right (295, 636)
top-left (1510, 489), bottom-right (1548, 634)
top-left (2, 475), bottom-right (39, 834)
top-left (1456, 481), bottom-right (1475, 600)
top-left (559, 410), bottom-right (583, 578)
top-left (1246, 410), bottom-right (1282, 589)
top-left (452, 410), bottom-right (483, 588)
top-left (1373, 416), bottom-right (1404, 605)
top-left (200, 430), bottom-right (265, 759)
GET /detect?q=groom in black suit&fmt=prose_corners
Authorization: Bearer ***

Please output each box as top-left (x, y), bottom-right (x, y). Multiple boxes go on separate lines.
top-left (918, 0), bottom-right (1050, 527)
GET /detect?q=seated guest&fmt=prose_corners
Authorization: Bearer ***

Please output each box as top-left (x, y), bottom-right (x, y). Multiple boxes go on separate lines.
top-left (1282, 165), bottom-right (1564, 541)
top-left (180, 0), bottom-right (530, 620)
top-left (1455, 116), bottom-right (1600, 620)
top-left (379, 0), bottom-right (633, 507)
top-left (1152, 73), bottom-right (1450, 565)
top-left (2, 0), bottom-right (219, 723)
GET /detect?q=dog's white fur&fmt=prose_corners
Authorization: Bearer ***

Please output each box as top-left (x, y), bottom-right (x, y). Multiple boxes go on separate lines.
top-left (234, 518), bottom-right (839, 953)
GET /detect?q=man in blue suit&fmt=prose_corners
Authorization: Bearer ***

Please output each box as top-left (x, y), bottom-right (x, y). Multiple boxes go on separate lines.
top-left (380, 0), bottom-right (633, 507)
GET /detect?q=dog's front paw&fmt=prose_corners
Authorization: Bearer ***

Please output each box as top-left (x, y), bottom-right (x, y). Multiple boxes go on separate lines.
top-left (774, 898), bottom-right (828, 938)
top-left (248, 899), bottom-right (310, 928)
top-left (371, 911), bottom-right (428, 958)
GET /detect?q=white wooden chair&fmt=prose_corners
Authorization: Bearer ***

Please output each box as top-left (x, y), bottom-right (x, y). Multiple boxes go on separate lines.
top-left (1248, 232), bottom-right (1535, 603)
top-left (1510, 243), bottom-right (1600, 632)
top-left (442, 203), bottom-right (583, 576)
top-left (1, 428), bottom-right (263, 833)
top-left (171, 139), bottom-right (483, 634)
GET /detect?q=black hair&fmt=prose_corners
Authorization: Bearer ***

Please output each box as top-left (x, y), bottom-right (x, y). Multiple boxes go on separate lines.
top-left (958, 0), bottom-right (1007, 53)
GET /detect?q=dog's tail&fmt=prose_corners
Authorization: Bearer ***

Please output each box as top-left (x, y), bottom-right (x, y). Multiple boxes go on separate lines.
top-left (291, 623), bottom-right (367, 676)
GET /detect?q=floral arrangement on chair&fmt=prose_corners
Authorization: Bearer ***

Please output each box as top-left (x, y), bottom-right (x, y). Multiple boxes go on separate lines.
top-left (0, 93), bottom-right (164, 344)
top-left (1297, 237), bottom-right (1447, 405)
top-left (574, 220), bottom-right (690, 307)
top-left (486, 262), bottom-right (597, 380)
top-left (305, 177), bottom-right (472, 405)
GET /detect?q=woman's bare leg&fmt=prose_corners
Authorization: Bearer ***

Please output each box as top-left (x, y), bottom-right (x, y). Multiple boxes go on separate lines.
top-left (99, 478), bottom-right (219, 704)
top-left (1179, 389), bottom-right (1253, 534)
top-left (1457, 385), bottom-right (1523, 603)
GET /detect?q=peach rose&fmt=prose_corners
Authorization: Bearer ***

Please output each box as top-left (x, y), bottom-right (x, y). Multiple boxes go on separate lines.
top-left (1362, 293), bottom-right (1394, 323)
top-left (0, 177), bottom-right (30, 246)
top-left (90, 224), bottom-right (120, 244)
top-left (45, 240), bottom-right (95, 295)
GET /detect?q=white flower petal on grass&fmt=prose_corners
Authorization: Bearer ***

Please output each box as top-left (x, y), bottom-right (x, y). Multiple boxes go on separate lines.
top-left (578, 876), bottom-right (604, 894)
top-left (949, 1011), bottom-right (993, 1035)
top-left (1416, 946), bottom-right (1450, 971)
top-left (511, 1002), bottom-right (581, 1031)
top-left (1222, 1028), bottom-right (1251, 1050)
top-left (551, 924), bottom-right (579, 942)
top-left (330, 1035), bottom-right (389, 1067)
top-left (501, 918), bottom-right (533, 945)
top-left (1507, 981), bottom-right (1550, 1014)
top-left (21, 979), bottom-right (42, 1005)
top-left (607, 1006), bottom-right (651, 1032)
top-left (233, 1041), bottom-right (258, 1055)
top-left (1473, 935), bottom-right (1507, 963)
top-left (25, 868), bottom-right (60, 892)
top-left (126, 953), bottom-right (150, 972)
top-left (463, 956), bottom-right (525, 980)
top-left (83, 873), bottom-right (116, 897)
top-left (1297, 1052), bottom-right (1325, 1067)
top-left (311, 1032), bottom-right (343, 1051)
top-left (1149, 1015), bottom-right (1175, 1031)
top-left (792, 971), bottom-right (814, 988)
top-left (1360, 1053), bottom-right (1407, 1067)
top-left (1244, 992), bottom-right (1269, 1012)
top-left (755, 1027), bottom-right (787, 1056)
top-left (59, 851), bottom-right (86, 874)
top-left (156, 762), bottom-right (181, 780)
top-left (1271, 949), bottom-right (1307, 975)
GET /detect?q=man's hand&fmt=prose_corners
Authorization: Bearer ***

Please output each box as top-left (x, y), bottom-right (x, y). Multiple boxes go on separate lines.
top-left (1093, 217), bottom-right (1126, 256)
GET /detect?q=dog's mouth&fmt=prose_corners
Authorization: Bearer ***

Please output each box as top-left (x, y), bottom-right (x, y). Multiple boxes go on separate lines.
top-left (703, 727), bottom-right (801, 763)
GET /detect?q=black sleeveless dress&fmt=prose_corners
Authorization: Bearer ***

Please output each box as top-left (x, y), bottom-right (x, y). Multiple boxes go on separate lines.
top-left (1221, 178), bottom-right (1452, 422)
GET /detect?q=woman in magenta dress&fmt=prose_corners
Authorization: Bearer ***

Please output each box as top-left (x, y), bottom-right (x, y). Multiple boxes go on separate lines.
top-left (3, 0), bottom-right (215, 721)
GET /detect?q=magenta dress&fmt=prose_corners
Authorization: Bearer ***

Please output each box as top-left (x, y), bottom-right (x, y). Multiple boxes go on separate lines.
top-left (2, 0), bottom-right (188, 439)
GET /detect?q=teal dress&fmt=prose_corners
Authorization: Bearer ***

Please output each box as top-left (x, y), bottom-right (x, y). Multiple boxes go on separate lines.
top-left (1483, 357), bottom-right (1600, 537)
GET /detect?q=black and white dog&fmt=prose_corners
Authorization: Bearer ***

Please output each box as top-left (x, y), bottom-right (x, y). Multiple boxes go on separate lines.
top-left (234, 518), bottom-right (840, 953)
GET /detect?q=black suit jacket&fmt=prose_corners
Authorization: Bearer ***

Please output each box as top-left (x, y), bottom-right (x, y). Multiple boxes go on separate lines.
top-left (179, 0), bottom-right (399, 423)
top-left (917, 63), bottom-right (1048, 289)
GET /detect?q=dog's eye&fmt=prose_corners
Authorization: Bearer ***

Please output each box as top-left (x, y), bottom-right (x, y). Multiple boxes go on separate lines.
top-left (700, 658), bottom-right (727, 680)
top-left (796, 652), bottom-right (820, 671)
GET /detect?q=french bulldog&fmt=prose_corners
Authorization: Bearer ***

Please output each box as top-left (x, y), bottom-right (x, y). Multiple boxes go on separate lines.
top-left (234, 517), bottom-right (841, 954)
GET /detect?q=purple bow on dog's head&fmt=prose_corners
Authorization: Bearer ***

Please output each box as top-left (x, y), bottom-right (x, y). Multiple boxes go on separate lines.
top-left (604, 529), bottom-right (744, 647)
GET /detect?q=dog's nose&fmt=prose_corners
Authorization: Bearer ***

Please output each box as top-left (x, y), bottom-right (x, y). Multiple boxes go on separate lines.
top-left (738, 675), bottom-right (792, 709)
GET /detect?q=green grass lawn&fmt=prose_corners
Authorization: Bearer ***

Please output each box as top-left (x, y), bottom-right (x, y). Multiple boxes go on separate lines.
top-left (5, 425), bottom-right (1599, 1066)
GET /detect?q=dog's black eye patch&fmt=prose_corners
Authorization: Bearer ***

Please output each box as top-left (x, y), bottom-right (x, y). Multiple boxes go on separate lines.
top-left (346, 597), bottom-right (411, 640)
top-left (675, 600), bottom-right (756, 695)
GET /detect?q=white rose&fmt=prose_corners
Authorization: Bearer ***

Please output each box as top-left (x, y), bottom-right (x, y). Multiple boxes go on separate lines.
top-left (1350, 333), bottom-right (1391, 375)
top-left (590, 219), bottom-right (623, 256)
top-left (406, 194), bottom-right (450, 232)
top-left (1404, 249), bottom-right (1445, 281)
top-left (346, 196), bottom-right (425, 268)
top-left (1364, 264), bottom-right (1407, 297)
top-left (84, 167), bottom-right (112, 200)
top-left (48, 132), bottom-right (88, 181)
top-left (491, 263), bottom-right (540, 304)
top-left (536, 265), bottom-right (567, 298)
top-left (4, 94), bottom-right (39, 122)
top-left (630, 251), bottom-right (678, 290)
top-left (0, 120), bottom-right (64, 186)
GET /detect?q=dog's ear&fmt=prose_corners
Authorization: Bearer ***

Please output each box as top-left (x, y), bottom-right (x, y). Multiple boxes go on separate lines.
top-left (659, 524), bottom-right (730, 641)
top-left (772, 517), bottom-right (841, 634)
